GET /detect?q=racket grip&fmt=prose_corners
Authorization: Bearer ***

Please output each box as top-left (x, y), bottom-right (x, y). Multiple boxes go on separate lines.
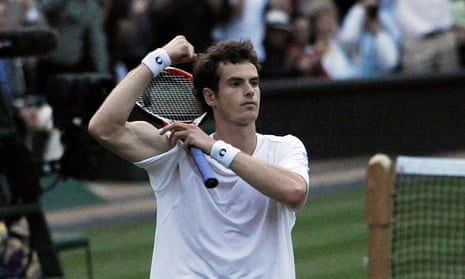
top-left (191, 147), bottom-right (219, 188)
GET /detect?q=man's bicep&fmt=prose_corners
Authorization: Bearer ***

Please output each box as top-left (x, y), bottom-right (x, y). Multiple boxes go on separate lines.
top-left (104, 121), bottom-right (171, 162)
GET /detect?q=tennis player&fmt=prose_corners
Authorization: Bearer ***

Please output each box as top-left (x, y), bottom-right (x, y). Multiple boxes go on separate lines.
top-left (89, 35), bottom-right (309, 278)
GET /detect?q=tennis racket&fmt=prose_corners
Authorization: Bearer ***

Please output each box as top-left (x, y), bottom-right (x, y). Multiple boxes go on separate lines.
top-left (135, 67), bottom-right (218, 188)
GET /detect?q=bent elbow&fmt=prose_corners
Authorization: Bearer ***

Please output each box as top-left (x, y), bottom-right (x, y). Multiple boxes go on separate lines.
top-left (285, 182), bottom-right (308, 209)
top-left (88, 117), bottom-right (113, 143)
top-left (88, 118), bottom-right (102, 139)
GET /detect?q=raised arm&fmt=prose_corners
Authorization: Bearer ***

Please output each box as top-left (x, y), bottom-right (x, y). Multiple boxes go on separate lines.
top-left (88, 35), bottom-right (196, 162)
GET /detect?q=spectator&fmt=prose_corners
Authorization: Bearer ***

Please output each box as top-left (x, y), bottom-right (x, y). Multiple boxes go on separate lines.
top-left (212, 0), bottom-right (269, 62)
top-left (308, 4), bottom-right (358, 79)
top-left (6, 0), bottom-right (48, 98)
top-left (0, 0), bottom-right (44, 208)
top-left (339, 0), bottom-right (400, 77)
top-left (261, 9), bottom-right (293, 79)
top-left (35, 0), bottom-right (109, 156)
top-left (151, 0), bottom-right (232, 72)
top-left (287, 13), bottom-right (329, 78)
top-left (213, 0), bottom-right (294, 64)
top-left (394, 0), bottom-right (460, 74)
top-left (37, 0), bottom-right (110, 81)
top-left (0, 0), bottom-right (61, 165)
top-left (104, 0), bottom-right (155, 81)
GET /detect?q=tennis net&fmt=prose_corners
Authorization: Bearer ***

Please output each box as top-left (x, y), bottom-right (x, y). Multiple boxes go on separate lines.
top-left (366, 154), bottom-right (465, 279)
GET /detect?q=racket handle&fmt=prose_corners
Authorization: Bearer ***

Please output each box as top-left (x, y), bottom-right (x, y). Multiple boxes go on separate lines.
top-left (191, 147), bottom-right (219, 188)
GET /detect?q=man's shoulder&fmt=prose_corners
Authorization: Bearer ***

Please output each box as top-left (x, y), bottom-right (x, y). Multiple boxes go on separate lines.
top-left (259, 133), bottom-right (301, 143)
top-left (258, 134), bottom-right (305, 149)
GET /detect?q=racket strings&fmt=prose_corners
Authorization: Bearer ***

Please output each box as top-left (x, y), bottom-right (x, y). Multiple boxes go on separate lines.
top-left (137, 71), bottom-right (203, 122)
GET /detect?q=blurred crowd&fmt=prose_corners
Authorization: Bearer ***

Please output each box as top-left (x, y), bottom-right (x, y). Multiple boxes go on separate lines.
top-left (2, 0), bottom-right (465, 80)
top-left (1, 0), bottom-right (465, 166)
top-left (2, 1), bottom-right (463, 273)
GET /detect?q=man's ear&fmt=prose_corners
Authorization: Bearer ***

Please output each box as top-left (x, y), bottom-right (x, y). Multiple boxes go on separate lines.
top-left (203, 88), bottom-right (215, 107)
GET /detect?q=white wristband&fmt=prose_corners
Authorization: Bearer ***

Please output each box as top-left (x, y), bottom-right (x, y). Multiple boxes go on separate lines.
top-left (141, 48), bottom-right (171, 76)
top-left (210, 140), bottom-right (240, 168)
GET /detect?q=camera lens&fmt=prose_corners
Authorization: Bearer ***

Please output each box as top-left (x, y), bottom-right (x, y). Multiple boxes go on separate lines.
top-left (367, 5), bottom-right (379, 18)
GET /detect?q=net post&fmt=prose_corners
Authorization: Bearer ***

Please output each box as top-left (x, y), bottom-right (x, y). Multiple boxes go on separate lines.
top-left (365, 153), bottom-right (395, 279)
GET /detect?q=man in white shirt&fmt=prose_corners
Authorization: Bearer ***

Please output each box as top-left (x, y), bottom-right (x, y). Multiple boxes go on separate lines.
top-left (339, 0), bottom-right (400, 77)
top-left (89, 35), bottom-right (309, 278)
top-left (394, 0), bottom-right (460, 73)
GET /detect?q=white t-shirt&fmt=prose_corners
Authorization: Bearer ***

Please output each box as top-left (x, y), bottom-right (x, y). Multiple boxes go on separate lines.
top-left (134, 134), bottom-right (310, 279)
top-left (321, 39), bottom-right (358, 79)
top-left (395, 0), bottom-right (453, 37)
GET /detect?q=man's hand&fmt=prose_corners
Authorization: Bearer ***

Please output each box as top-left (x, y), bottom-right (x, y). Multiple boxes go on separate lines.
top-left (162, 35), bottom-right (197, 65)
top-left (160, 122), bottom-right (215, 155)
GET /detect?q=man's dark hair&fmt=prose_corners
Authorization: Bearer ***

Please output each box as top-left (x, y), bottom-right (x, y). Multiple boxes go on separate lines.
top-left (192, 39), bottom-right (261, 114)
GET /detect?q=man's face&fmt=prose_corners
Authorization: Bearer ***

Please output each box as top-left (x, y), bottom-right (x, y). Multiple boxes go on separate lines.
top-left (209, 62), bottom-right (260, 126)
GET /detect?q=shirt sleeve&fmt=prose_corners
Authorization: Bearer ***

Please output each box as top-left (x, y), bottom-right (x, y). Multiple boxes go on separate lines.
top-left (133, 142), bottom-right (183, 192)
top-left (278, 135), bottom-right (310, 209)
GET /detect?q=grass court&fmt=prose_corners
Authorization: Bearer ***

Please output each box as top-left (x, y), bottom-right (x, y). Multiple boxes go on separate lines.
top-left (58, 187), bottom-right (368, 279)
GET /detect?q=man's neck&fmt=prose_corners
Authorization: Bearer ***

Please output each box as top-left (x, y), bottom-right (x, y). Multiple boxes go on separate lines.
top-left (214, 125), bottom-right (257, 155)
